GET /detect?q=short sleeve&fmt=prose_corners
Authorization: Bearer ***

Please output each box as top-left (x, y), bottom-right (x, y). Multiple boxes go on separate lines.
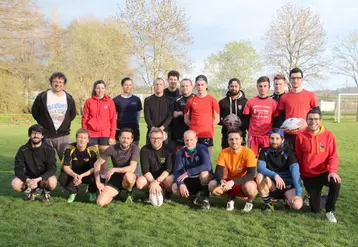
top-left (62, 146), bottom-right (73, 166)
top-left (131, 145), bottom-right (140, 162)
top-left (184, 97), bottom-right (192, 114)
top-left (243, 100), bottom-right (251, 115)
top-left (101, 145), bottom-right (114, 159)
top-left (311, 92), bottom-right (318, 108)
top-left (216, 150), bottom-right (226, 167)
top-left (137, 97), bottom-right (143, 111)
top-left (212, 97), bottom-right (220, 115)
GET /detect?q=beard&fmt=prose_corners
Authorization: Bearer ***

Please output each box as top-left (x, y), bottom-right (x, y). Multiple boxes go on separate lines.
top-left (229, 90), bottom-right (240, 96)
top-left (30, 138), bottom-right (42, 145)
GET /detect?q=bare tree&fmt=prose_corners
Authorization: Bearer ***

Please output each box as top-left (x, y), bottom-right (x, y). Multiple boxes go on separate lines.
top-left (0, 0), bottom-right (47, 110)
top-left (263, 2), bottom-right (328, 87)
top-left (333, 30), bottom-right (358, 121)
top-left (118, 0), bottom-right (193, 90)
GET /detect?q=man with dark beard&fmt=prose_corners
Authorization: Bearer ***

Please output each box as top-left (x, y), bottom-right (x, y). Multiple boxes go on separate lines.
top-left (11, 124), bottom-right (57, 202)
top-left (219, 78), bottom-right (248, 148)
top-left (256, 128), bottom-right (303, 214)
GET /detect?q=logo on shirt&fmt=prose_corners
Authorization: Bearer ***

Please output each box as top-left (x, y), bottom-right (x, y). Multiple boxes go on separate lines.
top-left (195, 156), bottom-right (199, 162)
top-left (238, 105), bottom-right (242, 110)
top-left (236, 166), bottom-right (243, 173)
top-left (84, 158), bottom-right (89, 162)
top-left (73, 157), bottom-right (78, 161)
top-left (320, 143), bottom-right (325, 152)
top-left (160, 157), bottom-right (166, 164)
top-left (104, 105), bottom-right (108, 109)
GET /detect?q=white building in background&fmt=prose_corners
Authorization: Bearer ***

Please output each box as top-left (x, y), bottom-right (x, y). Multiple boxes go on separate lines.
top-left (320, 100), bottom-right (335, 112)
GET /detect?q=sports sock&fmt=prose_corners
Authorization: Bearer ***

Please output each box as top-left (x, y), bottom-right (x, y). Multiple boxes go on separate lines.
top-left (262, 194), bottom-right (272, 205)
top-left (200, 182), bottom-right (209, 197)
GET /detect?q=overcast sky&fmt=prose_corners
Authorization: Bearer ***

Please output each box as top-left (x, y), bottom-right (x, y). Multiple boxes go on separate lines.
top-left (37, 0), bottom-right (358, 90)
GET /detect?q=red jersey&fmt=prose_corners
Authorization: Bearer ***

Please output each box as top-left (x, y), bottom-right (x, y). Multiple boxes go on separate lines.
top-left (184, 94), bottom-right (219, 138)
top-left (243, 96), bottom-right (278, 137)
top-left (279, 89), bottom-right (318, 120)
top-left (295, 126), bottom-right (339, 178)
top-left (82, 94), bottom-right (116, 138)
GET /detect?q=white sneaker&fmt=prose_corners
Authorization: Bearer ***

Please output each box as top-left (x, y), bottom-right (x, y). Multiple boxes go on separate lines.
top-left (242, 202), bottom-right (253, 213)
top-left (326, 212), bottom-right (337, 223)
top-left (226, 200), bottom-right (235, 211)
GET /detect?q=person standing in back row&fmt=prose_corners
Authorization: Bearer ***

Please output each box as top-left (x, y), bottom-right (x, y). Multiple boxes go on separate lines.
top-left (32, 72), bottom-right (76, 160)
top-left (82, 80), bottom-right (116, 178)
top-left (144, 78), bottom-right (173, 145)
top-left (279, 68), bottom-right (319, 151)
top-left (219, 78), bottom-right (248, 148)
top-left (243, 76), bottom-right (278, 157)
top-left (184, 75), bottom-right (220, 154)
top-left (113, 77), bottom-right (142, 146)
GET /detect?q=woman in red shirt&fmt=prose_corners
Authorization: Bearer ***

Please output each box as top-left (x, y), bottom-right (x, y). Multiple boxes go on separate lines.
top-left (82, 80), bottom-right (116, 175)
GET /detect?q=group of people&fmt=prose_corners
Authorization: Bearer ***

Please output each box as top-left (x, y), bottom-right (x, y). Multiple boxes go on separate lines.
top-left (11, 68), bottom-right (342, 223)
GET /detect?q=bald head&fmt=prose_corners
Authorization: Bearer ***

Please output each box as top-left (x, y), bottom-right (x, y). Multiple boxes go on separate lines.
top-left (184, 130), bottom-right (197, 150)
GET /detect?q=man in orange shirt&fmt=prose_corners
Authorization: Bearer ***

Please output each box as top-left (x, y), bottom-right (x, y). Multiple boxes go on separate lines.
top-left (209, 130), bottom-right (258, 212)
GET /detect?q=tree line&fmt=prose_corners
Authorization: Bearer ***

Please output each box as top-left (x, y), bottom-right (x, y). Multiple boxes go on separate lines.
top-left (0, 1), bottom-right (357, 114)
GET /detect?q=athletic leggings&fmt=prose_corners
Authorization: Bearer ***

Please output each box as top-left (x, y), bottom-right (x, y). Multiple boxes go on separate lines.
top-left (58, 172), bottom-right (97, 194)
top-left (303, 172), bottom-right (340, 213)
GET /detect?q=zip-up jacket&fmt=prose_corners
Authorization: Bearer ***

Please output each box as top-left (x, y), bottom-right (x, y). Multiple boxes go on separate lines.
top-left (174, 143), bottom-right (212, 186)
top-left (32, 90), bottom-right (76, 138)
top-left (295, 126), bottom-right (339, 178)
top-left (82, 94), bottom-right (116, 138)
top-left (14, 141), bottom-right (57, 182)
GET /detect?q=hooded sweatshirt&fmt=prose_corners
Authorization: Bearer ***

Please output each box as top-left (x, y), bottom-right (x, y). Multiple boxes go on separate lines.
top-left (219, 90), bottom-right (248, 133)
top-left (82, 94), bottom-right (116, 138)
top-left (295, 126), bottom-right (339, 178)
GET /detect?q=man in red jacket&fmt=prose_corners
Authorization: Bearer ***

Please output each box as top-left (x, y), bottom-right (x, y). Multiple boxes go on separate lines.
top-left (295, 108), bottom-right (341, 223)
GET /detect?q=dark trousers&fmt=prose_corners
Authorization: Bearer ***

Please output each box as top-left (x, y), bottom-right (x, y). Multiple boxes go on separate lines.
top-left (303, 172), bottom-right (340, 213)
top-left (58, 171), bottom-right (97, 194)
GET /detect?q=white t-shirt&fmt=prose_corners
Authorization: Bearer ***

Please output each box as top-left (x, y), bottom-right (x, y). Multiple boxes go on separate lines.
top-left (47, 90), bottom-right (68, 130)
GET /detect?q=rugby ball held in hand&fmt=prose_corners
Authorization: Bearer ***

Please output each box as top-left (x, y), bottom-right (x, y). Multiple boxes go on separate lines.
top-left (281, 118), bottom-right (307, 133)
top-left (223, 113), bottom-right (242, 131)
top-left (149, 192), bottom-right (164, 207)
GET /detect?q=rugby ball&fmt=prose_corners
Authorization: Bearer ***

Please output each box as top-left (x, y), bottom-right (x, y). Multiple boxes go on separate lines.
top-left (223, 113), bottom-right (242, 131)
top-left (281, 118), bottom-right (307, 133)
top-left (149, 192), bottom-right (164, 207)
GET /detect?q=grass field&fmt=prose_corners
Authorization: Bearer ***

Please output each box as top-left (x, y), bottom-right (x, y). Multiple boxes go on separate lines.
top-left (0, 116), bottom-right (357, 247)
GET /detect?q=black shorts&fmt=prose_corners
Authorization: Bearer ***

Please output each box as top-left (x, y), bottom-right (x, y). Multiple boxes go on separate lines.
top-left (183, 177), bottom-right (202, 195)
top-left (197, 138), bottom-right (214, 147)
top-left (116, 128), bottom-right (140, 142)
top-left (270, 184), bottom-right (294, 199)
top-left (102, 173), bottom-right (124, 192)
top-left (90, 137), bottom-right (110, 146)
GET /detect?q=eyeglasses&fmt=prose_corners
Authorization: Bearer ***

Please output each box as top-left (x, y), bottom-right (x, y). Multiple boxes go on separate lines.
top-left (307, 118), bottom-right (321, 121)
top-left (150, 137), bottom-right (163, 140)
top-left (290, 77), bottom-right (302, 80)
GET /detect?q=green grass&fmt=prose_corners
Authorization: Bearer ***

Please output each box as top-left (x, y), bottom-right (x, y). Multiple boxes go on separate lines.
top-left (0, 117), bottom-right (357, 247)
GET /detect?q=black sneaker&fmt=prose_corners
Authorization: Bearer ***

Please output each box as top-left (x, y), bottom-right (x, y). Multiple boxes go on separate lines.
top-left (201, 198), bottom-right (210, 210)
top-left (193, 192), bottom-right (203, 206)
top-left (26, 189), bottom-right (37, 201)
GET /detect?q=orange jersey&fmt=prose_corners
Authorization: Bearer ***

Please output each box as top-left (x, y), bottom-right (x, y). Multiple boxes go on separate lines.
top-left (216, 146), bottom-right (256, 180)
